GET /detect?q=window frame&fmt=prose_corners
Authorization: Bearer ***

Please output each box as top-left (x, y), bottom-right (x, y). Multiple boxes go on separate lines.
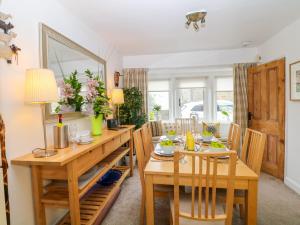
top-left (213, 75), bottom-right (234, 123)
top-left (147, 73), bottom-right (233, 123)
top-left (147, 78), bottom-right (172, 121)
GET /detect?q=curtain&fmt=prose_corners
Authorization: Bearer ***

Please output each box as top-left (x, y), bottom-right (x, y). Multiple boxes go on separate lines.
top-left (233, 63), bottom-right (256, 142)
top-left (123, 68), bottom-right (148, 114)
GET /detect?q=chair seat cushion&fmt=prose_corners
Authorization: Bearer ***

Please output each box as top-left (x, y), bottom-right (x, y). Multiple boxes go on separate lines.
top-left (170, 193), bottom-right (225, 225)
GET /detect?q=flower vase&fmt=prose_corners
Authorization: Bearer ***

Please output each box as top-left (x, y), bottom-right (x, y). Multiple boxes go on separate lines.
top-left (91, 114), bottom-right (103, 136)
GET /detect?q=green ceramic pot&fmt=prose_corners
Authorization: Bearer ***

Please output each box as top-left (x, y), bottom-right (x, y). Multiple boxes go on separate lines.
top-left (91, 114), bottom-right (103, 136)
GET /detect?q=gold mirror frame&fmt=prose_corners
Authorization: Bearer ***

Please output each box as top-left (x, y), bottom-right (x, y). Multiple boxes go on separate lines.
top-left (39, 23), bottom-right (107, 123)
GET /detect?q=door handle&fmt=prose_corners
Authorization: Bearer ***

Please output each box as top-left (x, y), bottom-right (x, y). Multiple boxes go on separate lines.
top-left (248, 112), bottom-right (253, 120)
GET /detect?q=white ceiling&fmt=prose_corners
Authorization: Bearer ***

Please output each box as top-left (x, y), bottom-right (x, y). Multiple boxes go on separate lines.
top-left (59, 0), bottom-right (300, 55)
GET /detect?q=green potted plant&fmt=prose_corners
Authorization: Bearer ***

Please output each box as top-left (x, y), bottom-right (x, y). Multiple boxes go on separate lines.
top-left (56, 70), bottom-right (84, 113)
top-left (221, 110), bottom-right (230, 122)
top-left (85, 70), bottom-right (112, 135)
top-left (153, 104), bottom-right (161, 121)
top-left (119, 87), bottom-right (146, 129)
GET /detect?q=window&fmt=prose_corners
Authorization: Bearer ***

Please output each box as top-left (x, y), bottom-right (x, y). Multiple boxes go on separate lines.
top-left (216, 77), bottom-right (233, 122)
top-left (147, 74), bottom-right (234, 122)
top-left (148, 80), bottom-right (170, 120)
top-left (175, 78), bottom-right (206, 120)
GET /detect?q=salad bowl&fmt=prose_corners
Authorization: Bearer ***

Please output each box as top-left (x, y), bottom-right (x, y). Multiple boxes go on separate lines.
top-left (155, 140), bottom-right (176, 156)
top-left (208, 141), bottom-right (227, 152)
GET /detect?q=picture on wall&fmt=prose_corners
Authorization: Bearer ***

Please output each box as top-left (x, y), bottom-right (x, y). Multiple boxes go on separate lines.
top-left (290, 61), bottom-right (300, 100)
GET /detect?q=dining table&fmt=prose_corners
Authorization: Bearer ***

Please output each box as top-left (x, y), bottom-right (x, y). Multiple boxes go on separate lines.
top-left (144, 145), bottom-right (259, 225)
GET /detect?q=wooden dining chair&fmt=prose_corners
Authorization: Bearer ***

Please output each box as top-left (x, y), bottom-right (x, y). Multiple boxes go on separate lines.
top-left (227, 123), bottom-right (241, 151)
top-left (234, 128), bottom-right (266, 217)
top-left (175, 118), bottom-right (199, 135)
top-left (170, 150), bottom-right (237, 225)
top-left (141, 122), bottom-right (154, 162)
top-left (133, 128), bottom-right (171, 225)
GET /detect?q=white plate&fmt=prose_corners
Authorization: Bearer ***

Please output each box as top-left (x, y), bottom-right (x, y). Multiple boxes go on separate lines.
top-left (218, 137), bottom-right (228, 142)
top-left (78, 137), bottom-right (94, 145)
top-left (204, 148), bottom-right (230, 158)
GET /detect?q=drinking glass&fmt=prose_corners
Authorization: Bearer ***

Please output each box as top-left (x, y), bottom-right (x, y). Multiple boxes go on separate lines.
top-left (69, 124), bottom-right (78, 150)
top-left (179, 135), bottom-right (187, 164)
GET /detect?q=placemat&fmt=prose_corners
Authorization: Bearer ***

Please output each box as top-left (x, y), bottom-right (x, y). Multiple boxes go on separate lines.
top-left (151, 151), bottom-right (184, 161)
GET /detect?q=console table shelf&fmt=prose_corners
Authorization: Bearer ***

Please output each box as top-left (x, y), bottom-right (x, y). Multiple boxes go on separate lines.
top-left (11, 126), bottom-right (135, 225)
top-left (57, 166), bottom-right (130, 225)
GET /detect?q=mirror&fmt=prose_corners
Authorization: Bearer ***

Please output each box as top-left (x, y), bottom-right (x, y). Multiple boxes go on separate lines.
top-left (40, 23), bottom-right (107, 122)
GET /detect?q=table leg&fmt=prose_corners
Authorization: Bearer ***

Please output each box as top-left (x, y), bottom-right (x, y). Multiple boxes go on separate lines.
top-left (31, 165), bottom-right (46, 225)
top-left (67, 161), bottom-right (80, 225)
top-left (145, 174), bottom-right (154, 225)
top-left (245, 180), bottom-right (258, 225)
top-left (129, 129), bottom-right (134, 176)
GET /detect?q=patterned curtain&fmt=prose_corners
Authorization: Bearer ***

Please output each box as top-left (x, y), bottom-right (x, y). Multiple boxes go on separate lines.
top-left (123, 68), bottom-right (148, 114)
top-left (233, 63), bottom-right (256, 142)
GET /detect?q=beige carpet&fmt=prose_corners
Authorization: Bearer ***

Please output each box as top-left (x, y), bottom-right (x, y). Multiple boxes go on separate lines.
top-left (102, 169), bottom-right (300, 225)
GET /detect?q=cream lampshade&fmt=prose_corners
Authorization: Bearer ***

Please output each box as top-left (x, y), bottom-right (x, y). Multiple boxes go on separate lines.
top-left (111, 88), bottom-right (124, 104)
top-left (24, 68), bottom-right (58, 157)
top-left (25, 68), bottom-right (58, 103)
top-left (111, 88), bottom-right (124, 126)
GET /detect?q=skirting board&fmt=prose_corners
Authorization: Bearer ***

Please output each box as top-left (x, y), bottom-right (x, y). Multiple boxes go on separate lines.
top-left (285, 176), bottom-right (300, 195)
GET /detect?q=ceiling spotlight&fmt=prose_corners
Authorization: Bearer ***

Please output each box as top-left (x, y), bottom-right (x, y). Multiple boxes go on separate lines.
top-left (185, 20), bottom-right (191, 29)
top-left (242, 41), bottom-right (253, 47)
top-left (185, 10), bottom-right (207, 31)
top-left (193, 22), bottom-right (199, 31)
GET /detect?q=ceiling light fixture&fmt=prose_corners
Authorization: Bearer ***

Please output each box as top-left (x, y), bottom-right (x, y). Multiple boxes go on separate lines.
top-left (185, 10), bottom-right (207, 32)
top-left (242, 41), bottom-right (253, 47)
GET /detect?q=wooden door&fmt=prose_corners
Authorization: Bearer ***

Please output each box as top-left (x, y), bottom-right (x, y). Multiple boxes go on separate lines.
top-left (248, 58), bottom-right (285, 179)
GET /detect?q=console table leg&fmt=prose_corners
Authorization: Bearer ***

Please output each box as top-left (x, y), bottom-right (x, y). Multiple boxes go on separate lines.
top-left (31, 165), bottom-right (46, 225)
top-left (129, 129), bottom-right (134, 176)
top-left (67, 161), bottom-right (80, 225)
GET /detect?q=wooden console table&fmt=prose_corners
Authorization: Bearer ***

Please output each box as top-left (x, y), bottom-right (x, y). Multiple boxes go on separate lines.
top-left (11, 125), bottom-right (135, 225)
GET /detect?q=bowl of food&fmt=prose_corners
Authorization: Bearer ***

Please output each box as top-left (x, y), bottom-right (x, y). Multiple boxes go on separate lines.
top-left (155, 140), bottom-right (175, 156)
top-left (167, 130), bottom-right (177, 141)
top-left (209, 141), bottom-right (227, 152)
top-left (202, 130), bottom-right (213, 142)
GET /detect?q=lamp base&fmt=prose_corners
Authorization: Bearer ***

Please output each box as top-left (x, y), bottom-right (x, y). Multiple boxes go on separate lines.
top-left (32, 148), bottom-right (58, 158)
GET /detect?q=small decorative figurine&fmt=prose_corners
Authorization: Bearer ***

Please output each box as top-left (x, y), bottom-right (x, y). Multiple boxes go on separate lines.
top-left (0, 11), bottom-right (19, 64)
top-left (0, 44), bottom-right (21, 64)
top-left (114, 71), bottom-right (121, 87)
top-left (0, 20), bottom-right (14, 34)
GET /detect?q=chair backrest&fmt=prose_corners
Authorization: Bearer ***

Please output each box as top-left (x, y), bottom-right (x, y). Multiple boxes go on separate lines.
top-left (133, 128), bottom-right (147, 193)
top-left (141, 122), bottom-right (154, 162)
top-left (175, 118), bottom-right (199, 135)
top-left (173, 151), bottom-right (237, 225)
top-left (241, 128), bottom-right (267, 176)
top-left (227, 123), bottom-right (241, 151)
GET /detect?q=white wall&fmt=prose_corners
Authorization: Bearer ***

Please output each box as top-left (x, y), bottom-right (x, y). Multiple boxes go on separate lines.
top-left (0, 0), bottom-right (122, 224)
top-left (257, 18), bottom-right (300, 194)
top-left (123, 47), bottom-right (257, 69)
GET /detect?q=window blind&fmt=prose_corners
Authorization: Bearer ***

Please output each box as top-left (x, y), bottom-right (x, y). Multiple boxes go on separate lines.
top-left (148, 80), bottom-right (170, 91)
top-left (176, 77), bottom-right (206, 88)
top-left (216, 77), bottom-right (233, 91)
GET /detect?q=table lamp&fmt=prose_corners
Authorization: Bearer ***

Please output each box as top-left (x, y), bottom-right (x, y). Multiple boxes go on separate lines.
top-left (111, 88), bottom-right (124, 126)
top-left (24, 68), bottom-right (58, 157)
